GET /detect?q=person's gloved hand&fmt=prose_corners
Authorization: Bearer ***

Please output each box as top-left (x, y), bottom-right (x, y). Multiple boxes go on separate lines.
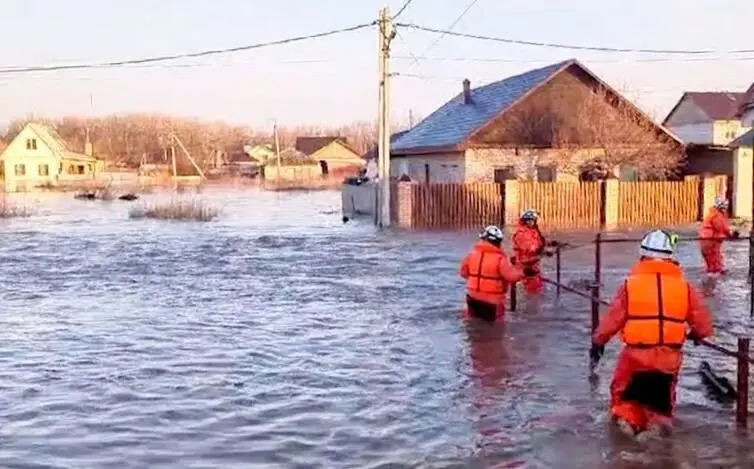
top-left (731, 230), bottom-right (740, 239)
top-left (542, 250), bottom-right (554, 257)
top-left (535, 246), bottom-right (545, 256)
top-left (589, 343), bottom-right (605, 364)
top-left (546, 240), bottom-right (561, 247)
top-left (687, 331), bottom-right (703, 346)
top-left (522, 266), bottom-right (538, 277)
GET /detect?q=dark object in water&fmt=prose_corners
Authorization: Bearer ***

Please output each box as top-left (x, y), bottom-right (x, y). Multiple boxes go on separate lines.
top-left (699, 360), bottom-right (737, 401)
top-left (119, 193), bottom-right (139, 201)
top-left (74, 191), bottom-right (96, 200)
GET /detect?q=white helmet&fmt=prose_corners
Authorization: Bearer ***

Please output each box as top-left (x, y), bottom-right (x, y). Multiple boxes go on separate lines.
top-left (713, 198), bottom-right (729, 210)
top-left (520, 209), bottom-right (539, 222)
top-left (480, 225), bottom-right (504, 243)
top-left (639, 229), bottom-right (678, 259)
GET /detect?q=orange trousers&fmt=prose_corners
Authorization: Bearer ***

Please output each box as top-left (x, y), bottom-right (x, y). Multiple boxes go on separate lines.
top-left (700, 241), bottom-right (724, 274)
top-left (522, 261), bottom-right (544, 294)
top-left (610, 351), bottom-right (677, 432)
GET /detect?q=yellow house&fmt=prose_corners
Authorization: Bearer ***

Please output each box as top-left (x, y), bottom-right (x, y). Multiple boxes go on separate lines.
top-left (294, 136), bottom-right (364, 175)
top-left (0, 122), bottom-right (105, 192)
top-left (262, 148), bottom-right (321, 181)
top-left (731, 128), bottom-right (754, 219)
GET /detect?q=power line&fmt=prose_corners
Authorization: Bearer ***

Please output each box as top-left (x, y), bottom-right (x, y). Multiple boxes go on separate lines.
top-left (0, 22), bottom-right (376, 75)
top-left (397, 23), bottom-right (754, 55)
top-left (393, 55), bottom-right (754, 63)
top-left (392, 0), bottom-right (416, 20)
top-left (414, 0), bottom-right (480, 58)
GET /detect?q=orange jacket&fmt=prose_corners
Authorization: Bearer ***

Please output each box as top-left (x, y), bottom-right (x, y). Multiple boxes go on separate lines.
top-left (700, 208), bottom-right (731, 244)
top-left (460, 240), bottom-right (525, 305)
top-left (512, 221), bottom-right (546, 265)
top-left (593, 259), bottom-right (713, 374)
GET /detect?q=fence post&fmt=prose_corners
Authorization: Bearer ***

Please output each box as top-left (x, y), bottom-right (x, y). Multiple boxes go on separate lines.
top-left (590, 284), bottom-right (600, 333)
top-left (555, 245), bottom-right (562, 297)
top-left (509, 282), bottom-right (517, 312)
top-left (592, 233), bottom-right (602, 329)
top-left (737, 337), bottom-right (750, 428)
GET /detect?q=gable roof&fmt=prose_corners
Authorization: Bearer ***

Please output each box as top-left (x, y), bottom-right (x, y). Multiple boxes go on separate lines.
top-left (738, 83), bottom-right (754, 117)
top-left (4, 122), bottom-right (97, 162)
top-left (294, 136), bottom-right (359, 156)
top-left (730, 128), bottom-right (754, 148)
top-left (391, 59), bottom-right (680, 154)
top-left (662, 92), bottom-right (745, 125)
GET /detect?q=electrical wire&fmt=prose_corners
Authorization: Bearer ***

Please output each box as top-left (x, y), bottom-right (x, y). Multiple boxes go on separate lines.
top-left (393, 55), bottom-right (754, 64)
top-left (414, 0), bottom-right (480, 58)
top-left (392, 0), bottom-right (416, 20)
top-left (397, 23), bottom-right (754, 55)
top-left (0, 22), bottom-right (376, 75)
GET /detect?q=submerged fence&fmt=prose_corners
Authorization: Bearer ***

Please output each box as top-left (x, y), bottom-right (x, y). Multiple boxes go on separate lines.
top-left (390, 176), bottom-right (726, 230)
top-left (508, 233), bottom-right (754, 428)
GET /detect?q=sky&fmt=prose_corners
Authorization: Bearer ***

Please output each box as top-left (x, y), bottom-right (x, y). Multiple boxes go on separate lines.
top-left (0, 0), bottom-right (753, 130)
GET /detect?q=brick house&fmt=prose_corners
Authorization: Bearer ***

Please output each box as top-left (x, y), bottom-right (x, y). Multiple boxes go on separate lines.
top-left (389, 59), bottom-right (683, 183)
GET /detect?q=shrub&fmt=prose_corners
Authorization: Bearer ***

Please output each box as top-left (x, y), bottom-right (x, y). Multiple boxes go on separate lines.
top-left (129, 199), bottom-right (219, 222)
top-left (0, 196), bottom-right (32, 218)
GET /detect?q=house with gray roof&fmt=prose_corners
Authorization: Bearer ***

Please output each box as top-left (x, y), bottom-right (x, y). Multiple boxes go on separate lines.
top-left (728, 127), bottom-right (754, 219)
top-left (390, 59), bottom-right (683, 183)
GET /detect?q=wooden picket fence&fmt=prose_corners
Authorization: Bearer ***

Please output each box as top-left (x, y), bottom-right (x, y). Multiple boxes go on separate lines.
top-left (618, 179), bottom-right (699, 226)
top-left (518, 182), bottom-right (602, 229)
top-left (390, 178), bottom-right (720, 230)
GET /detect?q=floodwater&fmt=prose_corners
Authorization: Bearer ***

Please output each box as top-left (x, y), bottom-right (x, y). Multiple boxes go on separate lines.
top-left (0, 188), bottom-right (752, 468)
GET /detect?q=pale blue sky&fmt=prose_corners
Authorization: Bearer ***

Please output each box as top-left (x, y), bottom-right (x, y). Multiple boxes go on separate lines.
top-left (0, 0), bottom-right (752, 129)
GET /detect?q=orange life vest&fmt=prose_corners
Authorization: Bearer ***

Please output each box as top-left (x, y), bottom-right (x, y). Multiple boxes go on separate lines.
top-left (466, 250), bottom-right (506, 296)
top-left (622, 260), bottom-right (690, 349)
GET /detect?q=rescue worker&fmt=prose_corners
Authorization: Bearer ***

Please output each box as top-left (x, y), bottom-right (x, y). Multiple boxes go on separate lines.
top-left (512, 209), bottom-right (558, 294)
top-left (699, 198), bottom-right (739, 277)
top-left (590, 230), bottom-right (713, 438)
top-left (459, 225), bottom-right (535, 321)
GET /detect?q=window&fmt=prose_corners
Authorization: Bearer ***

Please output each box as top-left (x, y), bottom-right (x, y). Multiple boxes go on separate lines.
top-left (536, 165), bottom-right (556, 182)
top-left (493, 166), bottom-right (515, 182)
top-left (38, 164), bottom-right (49, 176)
top-left (87, 164), bottom-right (93, 173)
top-left (14, 164), bottom-right (26, 176)
top-left (26, 138), bottom-right (37, 150)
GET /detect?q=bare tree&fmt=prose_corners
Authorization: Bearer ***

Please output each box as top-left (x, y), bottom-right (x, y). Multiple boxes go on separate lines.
top-left (488, 82), bottom-right (684, 178)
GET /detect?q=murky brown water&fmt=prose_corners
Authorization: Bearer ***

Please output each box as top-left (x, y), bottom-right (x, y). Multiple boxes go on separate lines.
top-left (0, 189), bottom-right (752, 468)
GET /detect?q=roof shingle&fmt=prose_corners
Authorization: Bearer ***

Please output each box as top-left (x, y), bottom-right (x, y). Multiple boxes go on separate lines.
top-left (391, 60), bottom-right (572, 153)
top-left (684, 92), bottom-right (745, 121)
top-left (730, 128), bottom-right (754, 148)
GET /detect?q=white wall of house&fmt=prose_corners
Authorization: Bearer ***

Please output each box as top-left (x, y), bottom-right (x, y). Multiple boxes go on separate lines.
top-left (663, 96), bottom-right (710, 127)
top-left (667, 123), bottom-right (714, 144)
top-left (390, 153), bottom-right (465, 182)
top-left (733, 146), bottom-right (753, 219)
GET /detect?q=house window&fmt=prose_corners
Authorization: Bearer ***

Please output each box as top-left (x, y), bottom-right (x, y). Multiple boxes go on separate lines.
top-left (87, 164), bottom-right (93, 173)
top-left (494, 166), bottom-right (515, 182)
top-left (26, 138), bottom-right (37, 150)
top-left (536, 165), bottom-right (556, 182)
top-left (14, 164), bottom-right (26, 176)
top-left (38, 164), bottom-right (49, 176)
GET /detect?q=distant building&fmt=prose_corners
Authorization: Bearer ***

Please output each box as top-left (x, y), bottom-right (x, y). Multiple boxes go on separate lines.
top-left (0, 122), bottom-right (104, 192)
top-left (294, 136), bottom-right (363, 177)
top-left (389, 59), bottom-right (682, 183)
top-left (663, 91), bottom-right (752, 146)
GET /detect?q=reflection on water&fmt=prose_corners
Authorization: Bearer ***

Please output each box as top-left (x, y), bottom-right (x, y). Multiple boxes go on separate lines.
top-left (0, 189), bottom-right (752, 468)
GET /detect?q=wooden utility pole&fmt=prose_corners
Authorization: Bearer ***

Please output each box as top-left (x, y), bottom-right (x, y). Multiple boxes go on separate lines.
top-left (172, 131), bottom-right (207, 180)
top-left (274, 121), bottom-right (281, 184)
top-left (376, 6), bottom-right (395, 227)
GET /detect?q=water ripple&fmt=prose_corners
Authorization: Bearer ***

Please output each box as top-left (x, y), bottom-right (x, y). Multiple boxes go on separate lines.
top-left (0, 189), bottom-right (753, 468)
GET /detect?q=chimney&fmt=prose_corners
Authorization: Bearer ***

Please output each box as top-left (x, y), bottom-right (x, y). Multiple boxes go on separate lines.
top-left (462, 78), bottom-right (471, 104)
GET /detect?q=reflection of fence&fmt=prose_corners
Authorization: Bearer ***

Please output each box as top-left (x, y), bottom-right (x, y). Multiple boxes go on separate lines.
top-left (509, 234), bottom-right (754, 427)
top-left (390, 176), bottom-right (726, 230)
